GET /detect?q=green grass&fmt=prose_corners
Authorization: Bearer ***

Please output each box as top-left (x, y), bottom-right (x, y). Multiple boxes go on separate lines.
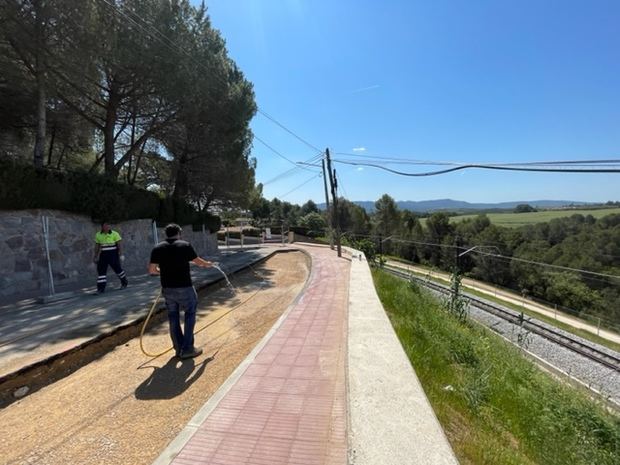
top-left (373, 269), bottom-right (620, 465)
top-left (418, 207), bottom-right (620, 228)
top-left (385, 260), bottom-right (620, 352)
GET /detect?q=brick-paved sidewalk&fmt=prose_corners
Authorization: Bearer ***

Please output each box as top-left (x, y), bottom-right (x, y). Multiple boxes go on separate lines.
top-left (160, 246), bottom-right (349, 465)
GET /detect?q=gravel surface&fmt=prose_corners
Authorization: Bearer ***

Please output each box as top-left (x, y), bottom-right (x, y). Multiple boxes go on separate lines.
top-left (0, 252), bottom-right (310, 465)
top-left (464, 295), bottom-right (620, 404)
top-left (424, 283), bottom-right (620, 407)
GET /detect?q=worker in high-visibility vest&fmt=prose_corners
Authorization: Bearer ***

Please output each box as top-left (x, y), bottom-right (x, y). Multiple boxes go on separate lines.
top-left (93, 222), bottom-right (128, 294)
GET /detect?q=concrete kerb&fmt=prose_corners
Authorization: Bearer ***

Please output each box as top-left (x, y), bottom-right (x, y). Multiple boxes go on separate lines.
top-left (151, 247), bottom-right (314, 465)
top-left (346, 247), bottom-right (459, 465)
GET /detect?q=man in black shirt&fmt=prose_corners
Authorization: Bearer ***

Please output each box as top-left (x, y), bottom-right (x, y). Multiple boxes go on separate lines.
top-left (148, 223), bottom-right (213, 359)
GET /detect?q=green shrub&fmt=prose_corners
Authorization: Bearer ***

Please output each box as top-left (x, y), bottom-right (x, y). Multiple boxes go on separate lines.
top-left (0, 160), bottom-right (220, 229)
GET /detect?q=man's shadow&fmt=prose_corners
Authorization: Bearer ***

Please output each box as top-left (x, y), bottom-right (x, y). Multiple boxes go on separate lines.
top-left (134, 354), bottom-right (214, 400)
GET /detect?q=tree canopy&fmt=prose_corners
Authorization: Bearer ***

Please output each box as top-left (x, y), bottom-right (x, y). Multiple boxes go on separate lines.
top-left (0, 0), bottom-right (257, 209)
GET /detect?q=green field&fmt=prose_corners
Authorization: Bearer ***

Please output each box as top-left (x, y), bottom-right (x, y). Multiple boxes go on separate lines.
top-left (420, 207), bottom-right (620, 228)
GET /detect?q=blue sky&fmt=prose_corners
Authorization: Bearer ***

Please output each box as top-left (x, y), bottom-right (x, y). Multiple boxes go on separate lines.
top-left (203, 0), bottom-right (620, 205)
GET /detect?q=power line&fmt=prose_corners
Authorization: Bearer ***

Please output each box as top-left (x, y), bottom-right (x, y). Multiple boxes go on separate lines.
top-left (345, 233), bottom-right (620, 281)
top-left (472, 250), bottom-right (620, 281)
top-left (473, 252), bottom-right (618, 287)
top-left (257, 109), bottom-right (323, 154)
top-left (336, 169), bottom-right (350, 201)
top-left (335, 152), bottom-right (457, 165)
top-left (335, 158), bottom-right (620, 169)
top-left (333, 160), bottom-right (620, 176)
top-left (278, 173), bottom-right (322, 199)
top-left (297, 161), bottom-right (323, 168)
top-left (262, 153), bottom-right (324, 186)
top-left (263, 165), bottom-right (308, 186)
top-left (253, 136), bottom-right (319, 172)
top-left (336, 152), bottom-right (620, 167)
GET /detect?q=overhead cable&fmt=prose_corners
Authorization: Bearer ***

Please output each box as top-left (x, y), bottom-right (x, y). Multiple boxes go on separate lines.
top-left (333, 160), bottom-right (620, 176)
top-left (279, 173), bottom-right (322, 199)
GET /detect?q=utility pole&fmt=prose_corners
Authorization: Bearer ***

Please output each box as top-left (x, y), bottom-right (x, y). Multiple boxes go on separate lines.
top-left (451, 235), bottom-right (462, 314)
top-left (325, 148), bottom-right (341, 257)
top-left (322, 158), bottom-right (334, 250)
top-left (454, 235), bottom-right (461, 276)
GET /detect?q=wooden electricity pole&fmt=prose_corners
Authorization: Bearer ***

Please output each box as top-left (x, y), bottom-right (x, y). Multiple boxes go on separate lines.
top-left (325, 148), bottom-right (341, 257)
top-left (322, 158), bottom-right (334, 250)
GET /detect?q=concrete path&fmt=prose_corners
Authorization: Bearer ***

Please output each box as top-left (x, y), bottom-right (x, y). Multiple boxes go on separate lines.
top-left (152, 245), bottom-right (458, 465)
top-left (153, 245), bottom-right (349, 465)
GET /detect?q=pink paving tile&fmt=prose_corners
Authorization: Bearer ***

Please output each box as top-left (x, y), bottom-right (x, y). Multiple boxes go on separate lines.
top-left (325, 447), bottom-right (347, 465)
top-left (244, 364), bottom-right (271, 377)
top-left (244, 391), bottom-right (279, 412)
top-left (217, 389), bottom-right (253, 410)
top-left (209, 434), bottom-right (258, 464)
top-left (254, 352), bottom-right (277, 365)
top-left (289, 440), bottom-right (328, 465)
top-left (299, 345), bottom-right (323, 355)
top-left (263, 411), bottom-right (300, 440)
top-left (286, 337), bottom-right (305, 346)
top-left (266, 364), bottom-right (293, 378)
top-left (249, 435), bottom-right (294, 464)
top-left (235, 375), bottom-right (263, 391)
top-left (280, 345), bottom-right (302, 356)
top-left (302, 397), bottom-right (333, 418)
top-left (231, 409), bottom-right (270, 436)
top-left (200, 407), bottom-right (241, 432)
top-left (291, 328), bottom-right (311, 335)
top-left (306, 332), bottom-right (326, 341)
top-left (273, 393), bottom-right (305, 414)
top-left (296, 416), bottom-right (331, 442)
top-left (256, 376), bottom-right (286, 393)
top-left (281, 378), bottom-right (311, 395)
top-left (257, 345), bottom-right (282, 357)
top-left (295, 354), bottom-right (319, 367)
top-left (268, 336), bottom-right (288, 346)
top-left (171, 246), bottom-right (349, 465)
top-left (273, 354), bottom-right (297, 365)
top-left (289, 366), bottom-right (318, 379)
top-left (172, 458), bottom-right (208, 465)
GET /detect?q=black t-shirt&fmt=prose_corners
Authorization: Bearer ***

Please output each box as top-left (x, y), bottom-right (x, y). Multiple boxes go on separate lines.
top-left (150, 239), bottom-right (198, 288)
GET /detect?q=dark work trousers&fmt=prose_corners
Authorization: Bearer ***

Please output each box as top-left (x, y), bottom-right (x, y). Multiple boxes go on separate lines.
top-left (96, 250), bottom-right (128, 292)
top-left (162, 286), bottom-right (198, 356)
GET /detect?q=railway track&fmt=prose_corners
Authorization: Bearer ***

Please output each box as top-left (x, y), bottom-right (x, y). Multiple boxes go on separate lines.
top-left (383, 265), bottom-right (620, 373)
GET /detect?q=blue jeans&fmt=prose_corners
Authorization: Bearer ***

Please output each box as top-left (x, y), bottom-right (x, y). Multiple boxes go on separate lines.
top-left (162, 286), bottom-right (198, 355)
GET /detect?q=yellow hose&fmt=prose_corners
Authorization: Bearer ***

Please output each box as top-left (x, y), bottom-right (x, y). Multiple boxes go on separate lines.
top-left (139, 290), bottom-right (170, 358)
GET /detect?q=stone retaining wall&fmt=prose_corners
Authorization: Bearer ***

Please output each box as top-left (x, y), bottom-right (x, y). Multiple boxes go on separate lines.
top-left (0, 210), bottom-right (218, 300)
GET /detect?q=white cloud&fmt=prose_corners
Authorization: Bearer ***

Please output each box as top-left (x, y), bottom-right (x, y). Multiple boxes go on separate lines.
top-left (350, 84), bottom-right (380, 94)
top-left (356, 167), bottom-right (364, 171)
top-left (352, 147), bottom-right (366, 152)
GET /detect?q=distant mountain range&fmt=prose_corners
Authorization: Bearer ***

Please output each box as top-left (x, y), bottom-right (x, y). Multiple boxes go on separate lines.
top-left (318, 199), bottom-right (590, 213)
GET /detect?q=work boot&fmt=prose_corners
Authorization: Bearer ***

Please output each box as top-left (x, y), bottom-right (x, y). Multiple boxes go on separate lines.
top-left (180, 348), bottom-right (203, 359)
